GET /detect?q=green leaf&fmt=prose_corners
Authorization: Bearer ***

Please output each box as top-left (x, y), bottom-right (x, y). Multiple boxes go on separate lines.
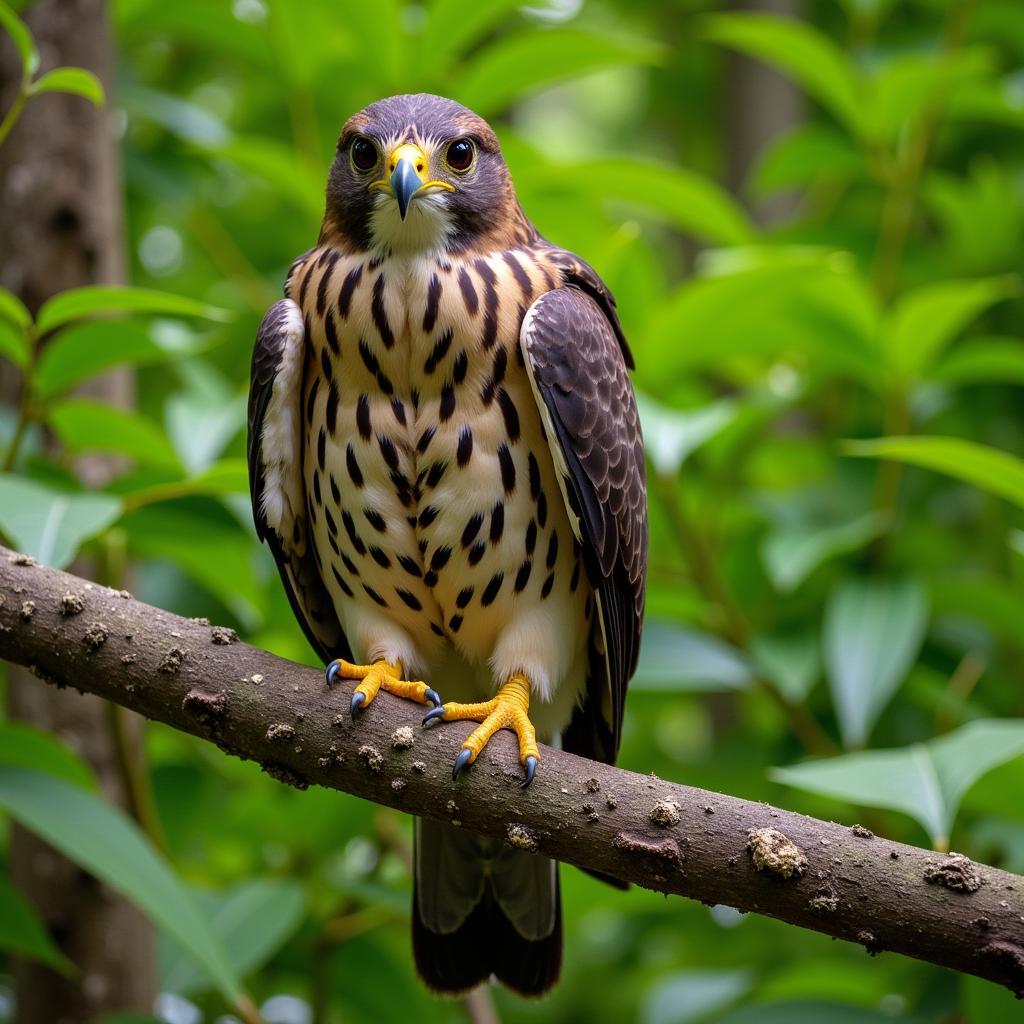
top-left (0, 284), bottom-right (31, 330)
top-left (36, 286), bottom-right (232, 334)
top-left (419, 0), bottom-right (523, 75)
top-left (34, 319), bottom-right (213, 398)
top-left (29, 66), bottom-right (104, 105)
top-left (754, 124), bottom-right (864, 194)
top-left (864, 49), bottom-right (993, 143)
top-left (0, 0), bottom-right (38, 77)
top-left (633, 621), bottom-right (752, 693)
top-left (165, 387), bottom-right (247, 476)
top-left (750, 632), bottom-right (821, 704)
top-left (644, 263), bottom-right (880, 388)
top-left (0, 721), bottom-right (97, 790)
top-left (771, 720), bottom-right (1024, 847)
top-left (0, 766), bottom-right (246, 1004)
top-left (209, 136), bottom-right (322, 218)
top-left (637, 394), bottom-right (739, 477)
top-left (0, 474), bottom-right (122, 568)
top-left (0, 877), bottom-right (75, 975)
top-left (701, 14), bottom-right (863, 135)
top-left (643, 969), bottom-right (751, 1024)
top-left (761, 511), bottom-right (887, 593)
top-left (454, 29), bottom-right (662, 118)
top-left (555, 159), bottom-right (756, 247)
top-left (0, 318), bottom-right (29, 367)
top-left (882, 276), bottom-right (1017, 379)
top-left (121, 503), bottom-right (261, 628)
top-left (823, 577), bottom-right (928, 748)
top-left (843, 436), bottom-right (1024, 510)
top-left (930, 337), bottom-right (1024, 387)
top-left (48, 399), bottom-right (182, 470)
top-left (159, 878), bottom-right (305, 994)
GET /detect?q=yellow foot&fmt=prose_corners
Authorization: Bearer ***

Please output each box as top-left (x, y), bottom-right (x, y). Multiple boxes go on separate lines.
top-left (325, 658), bottom-right (440, 716)
top-left (422, 674), bottom-right (540, 786)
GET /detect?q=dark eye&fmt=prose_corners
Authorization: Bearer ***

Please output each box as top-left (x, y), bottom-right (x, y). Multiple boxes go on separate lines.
top-left (445, 138), bottom-right (474, 172)
top-left (351, 137), bottom-right (378, 171)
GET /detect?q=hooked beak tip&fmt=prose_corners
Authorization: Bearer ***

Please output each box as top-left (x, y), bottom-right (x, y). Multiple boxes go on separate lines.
top-left (390, 157), bottom-right (421, 220)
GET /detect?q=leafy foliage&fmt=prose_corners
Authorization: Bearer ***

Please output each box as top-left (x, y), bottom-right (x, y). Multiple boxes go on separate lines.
top-left (1, 0), bottom-right (1023, 1021)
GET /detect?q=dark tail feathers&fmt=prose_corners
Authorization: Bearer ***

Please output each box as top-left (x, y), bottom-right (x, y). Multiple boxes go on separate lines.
top-left (412, 817), bottom-right (561, 997)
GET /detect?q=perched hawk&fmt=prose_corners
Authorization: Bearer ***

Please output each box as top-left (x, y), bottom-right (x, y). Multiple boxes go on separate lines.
top-left (248, 94), bottom-right (647, 996)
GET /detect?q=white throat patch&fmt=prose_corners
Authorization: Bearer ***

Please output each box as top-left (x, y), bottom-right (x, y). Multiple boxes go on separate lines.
top-left (369, 191), bottom-right (455, 255)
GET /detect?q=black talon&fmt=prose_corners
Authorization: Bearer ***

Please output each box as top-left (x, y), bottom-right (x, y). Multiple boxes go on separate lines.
top-left (422, 705), bottom-right (447, 726)
top-left (350, 690), bottom-right (366, 715)
top-left (424, 688), bottom-right (441, 707)
top-left (522, 755), bottom-right (538, 788)
top-left (326, 661), bottom-right (341, 688)
top-left (452, 748), bottom-right (473, 781)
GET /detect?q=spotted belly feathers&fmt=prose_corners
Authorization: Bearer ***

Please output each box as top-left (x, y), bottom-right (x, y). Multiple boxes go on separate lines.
top-left (291, 243), bottom-right (591, 716)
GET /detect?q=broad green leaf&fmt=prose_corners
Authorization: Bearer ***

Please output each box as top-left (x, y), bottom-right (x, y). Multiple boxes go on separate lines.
top-left (761, 511), bottom-right (887, 593)
top-left (754, 124), bottom-right (864, 194)
top-left (633, 621), bottom-right (752, 693)
top-left (454, 29), bottom-right (662, 118)
top-left (121, 503), bottom-right (261, 628)
top-left (772, 720), bottom-right (1024, 846)
top-left (555, 159), bottom-right (755, 247)
top-left (824, 577), bottom-right (928, 748)
top-left (34, 319), bottom-right (213, 398)
top-left (116, 459), bottom-right (250, 507)
top-left (864, 49), bottom-right (993, 143)
top-left (0, 766), bottom-right (245, 1004)
top-left (419, 0), bottom-right (523, 74)
top-left (0, 474), bottom-right (122, 568)
top-left (750, 632), bottom-right (820, 704)
top-left (0, 284), bottom-right (31, 330)
top-left (930, 337), bottom-right (1024, 387)
top-left (165, 388), bottom-right (247, 476)
top-left (0, 0), bottom-right (38, 77)
top-left (36, 286), bottom-right (231, 334)
top-left (644, 264), bottom-right (879, 388)
top-left (160, 878), bottom-right (305, 994)
top-left (0, 722), bottom-right (97, 790)
top-left (843, 436), bottom-right (1024, 510)
top-left (637, 394), bottom-right (739, 477)
top-left (0, 878), bottom-right (74, 975)
top-left (701, 14), bottom-right (863, 135)
top-left (29, 66), bottom-right (104, 105)
top-left (0, 318), bottom-right (28, 367)
top-left (643, 969), bottom-right (751, 1024)
top-left (49, 399), bottom-right (181, 470)
top-left (209, 136), bottom-right (322, 218)
top-left (882, 276), bottom-right (1016, 379)
top-left (1010, 529), bottom-right (1024, 561)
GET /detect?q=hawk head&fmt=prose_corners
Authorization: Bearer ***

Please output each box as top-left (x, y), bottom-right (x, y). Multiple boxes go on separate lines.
top-left (322, 93), bottom-right (529, 255)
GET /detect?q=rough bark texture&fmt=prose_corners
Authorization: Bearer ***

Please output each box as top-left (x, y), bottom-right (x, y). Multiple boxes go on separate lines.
top-left (0, 1), bottom-right (157, 1019)
top-left (1, 547), bottom-right (1022, 997)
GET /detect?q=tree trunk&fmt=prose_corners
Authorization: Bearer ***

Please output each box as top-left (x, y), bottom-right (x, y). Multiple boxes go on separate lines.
top-left (0, 1), bottom-right (157, 1019)
top-left (725, 0), bottom-right (805, 225)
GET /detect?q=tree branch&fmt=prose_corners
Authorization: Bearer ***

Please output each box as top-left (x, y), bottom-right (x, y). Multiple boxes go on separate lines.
top-left (1, 546), bottom-right (1022, 996)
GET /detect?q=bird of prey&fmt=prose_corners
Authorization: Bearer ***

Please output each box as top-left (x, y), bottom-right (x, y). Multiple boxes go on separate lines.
top-left (248, 93), bottom-right (647, 996)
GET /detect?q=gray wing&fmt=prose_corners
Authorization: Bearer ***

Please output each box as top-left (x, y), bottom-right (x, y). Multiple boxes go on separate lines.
top-left (248, 298), bottom-right (350, 664)
top-left (520, 281), bottom-right (647, 763)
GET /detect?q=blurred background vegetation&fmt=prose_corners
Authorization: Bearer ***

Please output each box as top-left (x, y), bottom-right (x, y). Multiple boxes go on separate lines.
top-left (1, 0), bottom-right (1024, 1021)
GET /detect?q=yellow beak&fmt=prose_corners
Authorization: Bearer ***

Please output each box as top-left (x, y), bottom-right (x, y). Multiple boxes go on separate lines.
top-left (369, 142), bottom-right (454, 220)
